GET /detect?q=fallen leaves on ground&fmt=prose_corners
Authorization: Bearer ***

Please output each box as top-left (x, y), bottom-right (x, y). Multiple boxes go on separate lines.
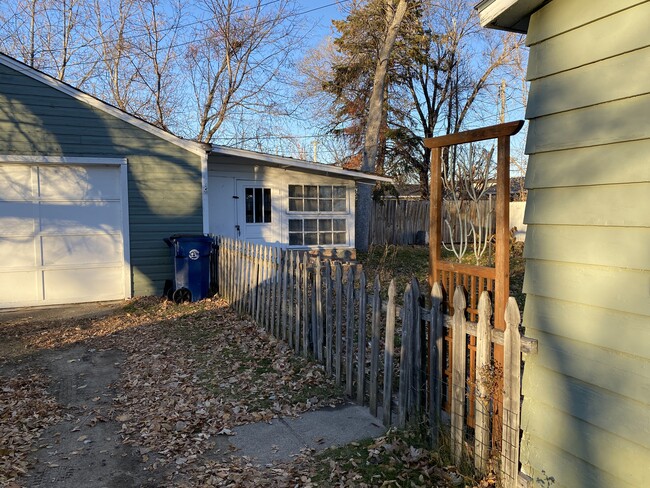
top-left (0, 372), bottom-right (61, 484)
top-left (1, 297), bottom-right (497, 487)
top-left (93, 297), bottom-right (342, 476)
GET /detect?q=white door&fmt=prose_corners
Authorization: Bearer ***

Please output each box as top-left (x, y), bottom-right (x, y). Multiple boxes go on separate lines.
top-left (0, 163), bottom-right (127, 308)
top-left (235, 180), bottom-right (277, 244)
top-left (207, 175), bottom-right (236, 238)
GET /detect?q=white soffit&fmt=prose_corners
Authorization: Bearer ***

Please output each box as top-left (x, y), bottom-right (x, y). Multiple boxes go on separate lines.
top-left (476, 0), bottom-right (549, 33)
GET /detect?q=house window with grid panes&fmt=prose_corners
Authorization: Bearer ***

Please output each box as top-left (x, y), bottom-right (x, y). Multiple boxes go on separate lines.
top-left (288, 185), bottom-right (346, 212)
top-left (288, 218), bottom-right (347, 246)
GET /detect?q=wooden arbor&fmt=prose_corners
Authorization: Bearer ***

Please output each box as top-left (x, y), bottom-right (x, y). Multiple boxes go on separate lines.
top-left (425, 120), bottom-right (523, 325)
top-left (425, 121), bottom-right (524, 429)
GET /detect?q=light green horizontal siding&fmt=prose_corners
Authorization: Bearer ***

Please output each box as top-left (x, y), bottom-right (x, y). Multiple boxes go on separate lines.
top-left (526, 0), bottom-right (645, 46)
top-left (525, 139), bottom-right (650, 188)
top-left (527, 329), bottom-right (648, 403)
top-left (521, 360), bottom-right (649, 449)
top-left (523, 296), bottom-right (649, 359)
top-left (526, 2), bottom-right (650, 80)
top-left (519, 2), bottom-right (650, 486)
top-left (523, 259), bottom-right (650, 316)
top-left (526, 46), bottom-right (650, 118)
top-left (521, 412), bottom-right (645, 488)
top-left (523, 404), bottom-right (649, 487)
top-left (524, 225), bottom-right (650, 270)
top-left (0, 62), bottom-right (203, 297)
top-left (526, 93), bottom-right (650, 153)
top-left (524, 183), bottom-right (650, 227)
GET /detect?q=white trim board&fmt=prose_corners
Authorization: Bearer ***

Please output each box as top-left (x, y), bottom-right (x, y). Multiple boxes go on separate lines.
top-left (0, 155), bottom-right (127, 165)
top-left (0, 53), bottom-right (210, 157)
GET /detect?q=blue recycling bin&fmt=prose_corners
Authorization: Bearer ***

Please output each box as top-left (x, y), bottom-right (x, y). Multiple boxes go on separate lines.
top-left (164, 235), bottom-right (214, 303)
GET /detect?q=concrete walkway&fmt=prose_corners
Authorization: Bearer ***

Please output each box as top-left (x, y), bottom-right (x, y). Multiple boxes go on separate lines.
top-left (221, 403), bottom-right (387, 465)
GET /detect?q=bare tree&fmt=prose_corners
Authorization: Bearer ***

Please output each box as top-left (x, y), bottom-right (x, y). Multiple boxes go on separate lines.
top-left (92, 0), bottom-right (141, 112)
top-left (130, 0), bottom-right (185, 131)
top-left (0, 0), bottom-right (97, 84)
top-left (185, 0), bottom-right (300, 143)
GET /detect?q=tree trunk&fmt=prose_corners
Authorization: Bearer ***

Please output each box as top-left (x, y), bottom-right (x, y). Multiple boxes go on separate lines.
top-left (357, 0), bottom-right (408, 251)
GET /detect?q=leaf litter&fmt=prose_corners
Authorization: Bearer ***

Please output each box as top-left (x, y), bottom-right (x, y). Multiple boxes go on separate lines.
top-left (1, 296), bottom-right (496, 486)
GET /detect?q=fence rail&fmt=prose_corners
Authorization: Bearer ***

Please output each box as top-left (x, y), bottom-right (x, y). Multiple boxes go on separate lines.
top-left (216, 236), bottom-right (536, 487)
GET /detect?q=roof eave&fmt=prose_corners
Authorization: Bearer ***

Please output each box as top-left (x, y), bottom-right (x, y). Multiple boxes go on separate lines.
top-left (475, 0), bottom-right (549, 33)
top-left (209, 145), bottom-right (392, 184)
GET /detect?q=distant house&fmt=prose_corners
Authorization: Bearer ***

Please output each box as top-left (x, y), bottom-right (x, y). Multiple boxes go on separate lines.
top-left (477, 1), bottom-right (649, 487)
top-left (0, 53), bottom-right (387, 309)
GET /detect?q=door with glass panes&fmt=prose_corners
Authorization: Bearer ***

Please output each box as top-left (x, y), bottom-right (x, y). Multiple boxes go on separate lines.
top-left (236, 181), bottom-right (275, 244)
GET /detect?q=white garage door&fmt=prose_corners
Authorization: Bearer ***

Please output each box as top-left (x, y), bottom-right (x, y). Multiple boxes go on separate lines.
top-left (0, 161), bottom-right (129, 308)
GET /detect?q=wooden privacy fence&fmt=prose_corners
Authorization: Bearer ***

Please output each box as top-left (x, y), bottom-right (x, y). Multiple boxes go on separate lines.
top-left (369, 199), bottom-right (496, 246)
top-left (216, 236), bottom-right (537, 487)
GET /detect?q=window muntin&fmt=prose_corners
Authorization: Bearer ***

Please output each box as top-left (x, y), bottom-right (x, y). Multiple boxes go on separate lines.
top-left (289, 185), bottom-right (347, 213)
top-left (245, 187), bottom-right (271, 223)
top-left (288, 218), bottom-right (346, 246)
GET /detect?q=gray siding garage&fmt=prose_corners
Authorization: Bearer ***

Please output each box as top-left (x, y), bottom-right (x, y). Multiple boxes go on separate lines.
top-left (0, 54), bottom-right (208, 307)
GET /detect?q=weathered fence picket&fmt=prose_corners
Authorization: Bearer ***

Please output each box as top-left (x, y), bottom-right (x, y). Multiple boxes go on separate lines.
top-left (334, 262), bottom-right (343, 386)
top-left (451, 286), bottom-right (467, 463)
top-left (429, 281), bottom-right (444, 445)
top-left (475, 291), bottom-right (492, 471)
top-left (356, 271), bottom-right (367, 405)
top-left (301, 253), bottom-right (309, 357)
top-left (369, 277), bottom-right (381, 417)
top-left (345, 266), bottom-right (354, 398)
top-left (325, 261), bottom-right (333, 376)
top-left (383, 280), bottom-right (396, 427)
top-left (214, 237), bottom-right (536, 488)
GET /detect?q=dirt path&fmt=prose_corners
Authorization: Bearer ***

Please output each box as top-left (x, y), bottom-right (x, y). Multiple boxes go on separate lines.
top-left (21, 346), bottom-right (161, 488)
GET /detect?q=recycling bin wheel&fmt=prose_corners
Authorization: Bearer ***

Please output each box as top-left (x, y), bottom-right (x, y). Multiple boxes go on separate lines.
top-left (173, 287), bottom-right (192, 304)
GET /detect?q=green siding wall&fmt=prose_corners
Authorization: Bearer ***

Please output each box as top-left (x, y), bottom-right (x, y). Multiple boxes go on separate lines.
top-left (520, 1), bottom-right (650, 487)
top-left (0, 63), bottom-right (204, 296)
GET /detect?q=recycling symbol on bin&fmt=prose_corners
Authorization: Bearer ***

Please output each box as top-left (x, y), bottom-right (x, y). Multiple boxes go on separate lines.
top-left (188, 249), bottom-right (200, 260)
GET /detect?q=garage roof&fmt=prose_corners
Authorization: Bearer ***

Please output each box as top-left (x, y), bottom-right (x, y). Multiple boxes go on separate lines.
top-left (209, 145), bottom-right (392, 183)
top-left (0, 52), bottom-right (211, 156)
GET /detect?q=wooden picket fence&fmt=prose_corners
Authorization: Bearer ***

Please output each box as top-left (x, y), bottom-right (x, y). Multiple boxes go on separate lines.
top-left (215, 236), bottom-right (537, 487)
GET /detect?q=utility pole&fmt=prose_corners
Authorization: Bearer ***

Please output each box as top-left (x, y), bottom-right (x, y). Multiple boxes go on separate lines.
top-left (499, 79), bottom-right (506, 124)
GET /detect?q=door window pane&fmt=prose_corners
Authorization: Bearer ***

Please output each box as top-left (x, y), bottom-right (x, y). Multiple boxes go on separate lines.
top-left (245, 188), bottom-right (254, 223)
top-left (244, 187), bottom-right (271, 223)
top-left (263, 189), bottom-right (271, 223)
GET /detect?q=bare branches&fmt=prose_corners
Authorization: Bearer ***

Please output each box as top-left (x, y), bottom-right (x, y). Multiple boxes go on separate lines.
top-left (187, 0), bottom-right (300, 143)
top-left (442, 143), bottom-right (495, 264)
